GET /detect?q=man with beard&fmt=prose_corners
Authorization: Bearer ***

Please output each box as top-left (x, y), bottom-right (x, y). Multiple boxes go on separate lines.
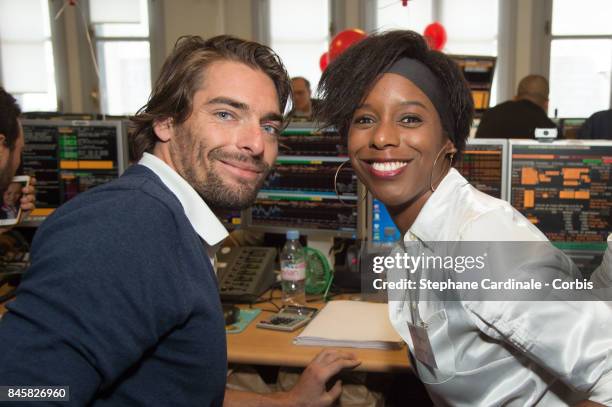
top-left (0, 36), bottom-right (358, 406)
top-left (0, 88), bottom-right (36, 232)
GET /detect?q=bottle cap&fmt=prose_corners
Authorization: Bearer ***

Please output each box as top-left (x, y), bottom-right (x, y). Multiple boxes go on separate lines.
top-left (286, 230), bottom-right (300, 240)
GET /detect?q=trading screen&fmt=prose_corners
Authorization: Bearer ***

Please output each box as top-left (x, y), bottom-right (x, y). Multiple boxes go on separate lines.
top-left (248, 127), bottom-right (358, 235)
top-left (510, 142), bottom-right (611, 246)
top-left (21, 120), bottom-right (126, 220)
top-left (456, 141), bottom-right (506, 199)
top-left (250, 156), bottom-right (358, 233)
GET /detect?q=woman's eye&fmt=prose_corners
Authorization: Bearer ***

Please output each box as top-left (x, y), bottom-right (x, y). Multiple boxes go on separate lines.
top-left (400, 115), bottom-right (422, 124)
top-left (354, 116), bottom-right (374, 125)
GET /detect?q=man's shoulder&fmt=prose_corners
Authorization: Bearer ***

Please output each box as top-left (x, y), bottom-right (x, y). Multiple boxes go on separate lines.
top-left (589, 109), bottom-right (612, 124)
top-left (485, 100), bottom-right (537, 116)
top-left (40, 165), bottom-right (184, 236)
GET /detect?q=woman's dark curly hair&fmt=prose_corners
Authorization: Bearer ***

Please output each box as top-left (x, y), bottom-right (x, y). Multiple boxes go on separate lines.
top-left (314, 30), bottom-right (474, 160)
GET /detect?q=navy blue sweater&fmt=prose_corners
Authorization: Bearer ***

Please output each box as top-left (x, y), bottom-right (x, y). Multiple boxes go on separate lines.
top-left (0, 165), bottom-right (227, 406)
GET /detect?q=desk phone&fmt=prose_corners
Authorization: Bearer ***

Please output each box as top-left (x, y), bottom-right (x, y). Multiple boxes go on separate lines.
top-left (216, 246), bottom-right (277, 303)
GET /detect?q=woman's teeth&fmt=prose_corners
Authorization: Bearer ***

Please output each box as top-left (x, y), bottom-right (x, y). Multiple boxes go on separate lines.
top-left (371, 161), bottom-right (408, 171)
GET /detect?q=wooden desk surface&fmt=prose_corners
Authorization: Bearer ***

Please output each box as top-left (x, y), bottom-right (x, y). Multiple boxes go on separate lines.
top-left (227, 294), bottom-right (410, 373)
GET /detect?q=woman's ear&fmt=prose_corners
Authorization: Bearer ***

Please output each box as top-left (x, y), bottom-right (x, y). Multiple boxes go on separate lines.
top-left (444, 139), bottom-right (457, 155)
top-left (0, 134), bottom-right (6, 158)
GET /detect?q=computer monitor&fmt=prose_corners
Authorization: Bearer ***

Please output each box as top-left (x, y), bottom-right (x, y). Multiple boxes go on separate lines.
top-left (368, 197), bottom-right (401, 245)
top-left (450, 55), bottom-right (496, 116)
top-left (21, 112), bottom-right (99, 120)
top-left (509, 140), bottom-right (611, 247)
top-left (277, 122), bottom-right (347, 156)
top-left (456, 138), bottom-right (508, 200)
top-left (245, 125), bottom-right (361, 237)
top-left (368, 138), bottom-right (509, 245)
top-left (20, 119), bottom-right (128, 224)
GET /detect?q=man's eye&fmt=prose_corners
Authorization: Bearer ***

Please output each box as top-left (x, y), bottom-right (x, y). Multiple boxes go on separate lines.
top-left (215, 111), bottom-right (234, 120)
top-left (262, 125), bottom-right (280, 136)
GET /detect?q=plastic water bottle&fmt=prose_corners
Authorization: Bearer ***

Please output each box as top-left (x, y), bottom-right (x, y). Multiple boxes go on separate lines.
top-left (280, 230), bottom-right (307, 308)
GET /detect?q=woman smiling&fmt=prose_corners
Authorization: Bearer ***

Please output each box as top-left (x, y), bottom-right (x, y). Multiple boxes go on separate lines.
top-left (315, 30), bottom-right (611, 406)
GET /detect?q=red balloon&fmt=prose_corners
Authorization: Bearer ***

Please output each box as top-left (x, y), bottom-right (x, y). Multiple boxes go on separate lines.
top-left (424, 22), bottom-right (447, 51)
top-left (319, 51), bottom-right (329, 71)
top-left (329, 29), bottom-right (367, 60)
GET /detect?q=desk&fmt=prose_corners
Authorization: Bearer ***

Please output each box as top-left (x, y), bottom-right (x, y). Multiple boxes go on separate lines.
top-left (227, 294), bottom-right (410, 373)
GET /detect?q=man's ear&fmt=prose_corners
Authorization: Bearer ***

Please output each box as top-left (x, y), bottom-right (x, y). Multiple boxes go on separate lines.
top-left (0, 133), bottom-right (5, 146)
top-left (153, 118), bottom-right (174, 143)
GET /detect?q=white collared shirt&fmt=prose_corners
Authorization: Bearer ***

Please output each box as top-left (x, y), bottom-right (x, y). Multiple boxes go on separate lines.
top-left (138, 153), bottom-right (229, 264)
top-left (389, 168), bottom-right (612, 406)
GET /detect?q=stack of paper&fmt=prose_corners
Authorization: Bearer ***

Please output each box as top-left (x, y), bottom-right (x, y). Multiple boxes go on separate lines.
top-left (294, 300), bottom-right (403, 350)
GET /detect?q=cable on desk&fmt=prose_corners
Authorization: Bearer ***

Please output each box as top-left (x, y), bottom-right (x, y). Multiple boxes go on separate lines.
top-left (249, 289), bottom-right (282, 312)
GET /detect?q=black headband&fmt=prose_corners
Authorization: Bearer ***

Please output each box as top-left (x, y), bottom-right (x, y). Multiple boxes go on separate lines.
top-left (385, 58), bottom-right (454, 135)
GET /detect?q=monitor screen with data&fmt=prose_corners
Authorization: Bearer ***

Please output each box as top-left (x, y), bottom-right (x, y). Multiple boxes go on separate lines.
top-left (20, 120), bottom-right (128, 223)
top-left (509, 140), bottom-right (611, 248)
top-left (246, 125), bottom-right (360, 237)
top-left (456, 139), bottom-right (507, 200)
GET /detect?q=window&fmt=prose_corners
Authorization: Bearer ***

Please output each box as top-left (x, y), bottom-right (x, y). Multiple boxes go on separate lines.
top-left (89, 0), bottom-right (151, 115)
top-left (376, 0), bottom-right (432, 34)
top-left (269, 0), bottom-right (329, 92)
top-left (375, 0), bottom-right (500, 104)
top-left (548, 0), bottom-right (612, 117)
top-left (375, 0), bottom-right (498, 55)
top-left (0, 0), bottom-right (57, 111)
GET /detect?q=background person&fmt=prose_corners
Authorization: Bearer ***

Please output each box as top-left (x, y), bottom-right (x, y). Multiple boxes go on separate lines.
top-left (290, 76), bottom-right (318, 119)
top-left (0, 87), bottom-right (36, 232)
top-left (475, 74), bottom-right (557, 139)
top-left (578, 108), bottom-right (612, 139)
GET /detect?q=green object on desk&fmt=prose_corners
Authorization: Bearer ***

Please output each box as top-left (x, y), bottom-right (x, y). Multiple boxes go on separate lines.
top-left (304, 247), bottom-right (332, 295)
top-left (226, 308), bottom-right (262, 334)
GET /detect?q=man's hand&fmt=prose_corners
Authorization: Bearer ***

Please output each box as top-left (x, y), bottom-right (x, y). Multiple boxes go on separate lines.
top-left (284, 349), bottom-right (361, 407)
top-left (224, 349), bottom-right (361, 407)
top-left (0, 178), bottom-right (36, 235)
top-left (19, 177), bottom-right (36, 213)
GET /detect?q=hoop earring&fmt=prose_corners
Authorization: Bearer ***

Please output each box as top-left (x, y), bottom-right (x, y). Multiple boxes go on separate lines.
top-left (334, 159), bottom-right (366, 206)
top-left (429, 149), bottom-right (454, 192)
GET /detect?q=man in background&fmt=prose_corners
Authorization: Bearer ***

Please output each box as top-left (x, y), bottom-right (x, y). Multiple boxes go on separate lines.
top-left (0, 87), bottom-right (36, 231)
top-left (578, 108), bottom-right (612, 139)
top-left (290, 76), bottom-right (317, 119)
top-left (476, 74), bottom-right (557, 139)
top-left (0, 36), bottom-right (357, 406)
